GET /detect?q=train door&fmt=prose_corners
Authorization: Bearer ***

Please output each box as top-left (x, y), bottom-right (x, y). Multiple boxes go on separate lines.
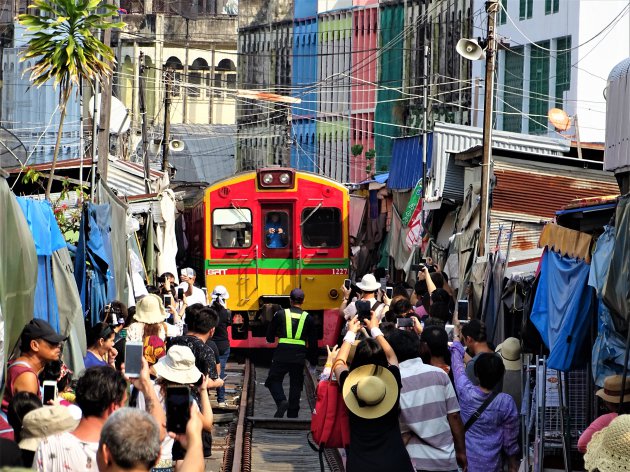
top-left (261, 205), bottom-right (294, 296)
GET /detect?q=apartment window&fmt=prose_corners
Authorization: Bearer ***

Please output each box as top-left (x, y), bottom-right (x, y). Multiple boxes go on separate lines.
top-left (503, 47), bottom-right (524, 133)
top-left (189, 58), bottom-right (209, 99)
top-left (499, 0), bottom-right (507, 25)
top-left (529, 41), bottom-right (550, 134)
top-left (519, 0), bottom-right (533, 19)
top-left (545, 0), bottom-right (559, 15)
top-left (555, 36), bottom-right (572, 108)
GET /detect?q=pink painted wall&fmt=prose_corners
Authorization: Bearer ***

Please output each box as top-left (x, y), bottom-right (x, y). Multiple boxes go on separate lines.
top-left (350, 111), bottom-right (375, 182)
top-left (351, 7), bottom-right (378, 112)
top-left (352, 0), bottom-right (378, 6)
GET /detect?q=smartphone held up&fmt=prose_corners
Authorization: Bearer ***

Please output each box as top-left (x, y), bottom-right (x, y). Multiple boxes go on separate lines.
top-left (166, 386), bottom-right (192, 434)
top-left (125, 342), bottom-right (144, 378)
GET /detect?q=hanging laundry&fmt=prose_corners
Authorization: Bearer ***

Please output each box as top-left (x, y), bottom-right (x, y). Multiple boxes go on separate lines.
top-left (530, 250), bottom-right (593, 371)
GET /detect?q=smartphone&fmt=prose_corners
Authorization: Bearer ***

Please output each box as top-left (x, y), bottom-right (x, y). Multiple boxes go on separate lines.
top-left (379, 277), bottom-right (387, 291)
top-left (344, 279), bottom-right (351, 290)
top-left (164, 294), bottom-right (172, 306)
top-left (457, 300), bottom-right (469, 321)
top-left (386, 286), bottom-right (393, 298)
top-left (355, 300), bottom-right (372, 323)
top-left (125, 342), bottom-right (144, 378)
top-left (166, 386), bottom-right (191, 434)
top-left (177, 287), bottom-right (184, 300)
top-left (42, 380), bottom-right (58, 404)
top-left (396, 317), bottom-right (414, 328)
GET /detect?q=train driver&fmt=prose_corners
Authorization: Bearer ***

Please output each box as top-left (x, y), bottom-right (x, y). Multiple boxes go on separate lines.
top-left (265, 212), bottom-right (288, 248)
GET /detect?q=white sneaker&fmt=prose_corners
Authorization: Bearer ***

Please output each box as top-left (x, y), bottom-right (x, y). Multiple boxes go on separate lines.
top-left (217, 402), bottom-right (228, 408)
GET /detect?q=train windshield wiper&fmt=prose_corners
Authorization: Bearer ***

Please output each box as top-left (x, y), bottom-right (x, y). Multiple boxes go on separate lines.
top-left (300, 203), bottom-right (322, 227)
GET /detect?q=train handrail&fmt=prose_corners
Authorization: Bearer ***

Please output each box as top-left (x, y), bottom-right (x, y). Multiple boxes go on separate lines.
top-left (297, 244), bottom-right (302, 288)
top-left (254, 245), bottom-right (259, 290)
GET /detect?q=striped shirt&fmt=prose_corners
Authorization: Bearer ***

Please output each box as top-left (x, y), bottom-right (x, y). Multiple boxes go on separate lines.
top-left (398, 358), bottom-right (460, 471)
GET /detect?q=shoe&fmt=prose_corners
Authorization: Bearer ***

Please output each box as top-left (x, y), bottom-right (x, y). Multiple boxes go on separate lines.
top-left (274, 400), bottom-right (289, 418)
top-left (217, 402), bottom-right (228, 408)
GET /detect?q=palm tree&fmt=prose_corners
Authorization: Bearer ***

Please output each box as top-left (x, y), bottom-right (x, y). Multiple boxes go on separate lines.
top-left (19, 0), bottom-right (124, 199)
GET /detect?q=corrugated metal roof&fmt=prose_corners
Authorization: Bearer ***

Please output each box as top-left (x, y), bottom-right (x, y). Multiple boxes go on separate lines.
top-left (427, 122), bottom-right (571, 200)
top-left (489, 216), bottom-right (543, 268)
top-left (387, 134), bottom-right (432, 190)
top-left (492, 158), bottom-right (619, 220)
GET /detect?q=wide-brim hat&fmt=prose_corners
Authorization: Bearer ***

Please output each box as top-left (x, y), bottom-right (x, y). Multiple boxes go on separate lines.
top-left (19, 405), bottom-right (80, 451)
top-left (154, 345), bottom-right (202, 385)
top-left (356, 274), bottom-right (381, 292)
top-left (596, 375), bottom-right (630, 404)
top-left (584, 415), bottom-right (630, 472)
top-left (342, 364), bottom-right (399, 419)
top-left (496, 337), bottom-right (522, 371)
top-left (134, 294), bottom-right (168, 324)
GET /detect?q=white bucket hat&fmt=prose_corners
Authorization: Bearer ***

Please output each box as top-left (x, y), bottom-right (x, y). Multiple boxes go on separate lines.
top-left (154, 345), bottom-right (202, 385)
top-left (495, 337), bottom-right (522, 371)
top-left (134, 294), bottom-right (168, 324)
top-left (19, 405), bottom-right (80, 451)
top-left (356, 274), bottom-right (381, 292)
top-left (211, 285), bottom-right (230, 308)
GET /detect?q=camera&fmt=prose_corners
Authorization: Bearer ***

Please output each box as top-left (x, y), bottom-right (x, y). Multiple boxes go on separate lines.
top-left (355, 300), bottom-right (372, 323)
top-left (411, 263), bottom-right (436, 273)
top-left (396, 317), bottom-right (414, 328)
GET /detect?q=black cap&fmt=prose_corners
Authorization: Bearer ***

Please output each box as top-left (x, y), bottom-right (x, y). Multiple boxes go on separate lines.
top-left (290, 288), bottom-right (305, 302)
top-left (21, 319), bottom-right (67, 345)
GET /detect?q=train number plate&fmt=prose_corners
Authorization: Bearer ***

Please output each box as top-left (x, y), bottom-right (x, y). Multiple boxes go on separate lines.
top-left (332, 268), bottom-right (348, 275)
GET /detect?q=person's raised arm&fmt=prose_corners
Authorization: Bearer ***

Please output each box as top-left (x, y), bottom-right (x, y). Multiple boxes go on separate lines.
top-left (132, 358), bottom-right (167, 441)
top-left (425, 266), bottom-right (436, 295)
top-left (333, 316), bottom-right (361, 379)
top-left (365, 311), bottom-right (398, 366)
top-left (197, 375), bottom-right (214, 432)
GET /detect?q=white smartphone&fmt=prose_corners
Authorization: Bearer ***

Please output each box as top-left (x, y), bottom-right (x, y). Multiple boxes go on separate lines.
top-left (42, 380), bottom-right (58, 404)
top-left (125, 342), bottom-right (144, 378)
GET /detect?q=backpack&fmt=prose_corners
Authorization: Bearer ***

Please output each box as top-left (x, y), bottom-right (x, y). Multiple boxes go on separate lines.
top-left (308, 361), bottom-right (351, 471)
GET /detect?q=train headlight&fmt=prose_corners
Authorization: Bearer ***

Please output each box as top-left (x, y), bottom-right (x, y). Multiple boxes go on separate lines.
top-left (279, 173), bottom-right (290, 184)
top-left (262, 173), bottom-right (274, 184)
top-left (329, 289), bottom-right (339, 299)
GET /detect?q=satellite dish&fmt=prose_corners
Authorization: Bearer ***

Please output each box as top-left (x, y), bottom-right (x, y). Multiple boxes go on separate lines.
top-left (88, 94), bottom-right (131, 135)
top-left (456, 38), bottom-right (485, 61)
top-left (169, 140), bottom-right (185, 152)
top-left (548, 108), bottom-right (571, 131)
top-left (0, 127), bottom-right (27, 169)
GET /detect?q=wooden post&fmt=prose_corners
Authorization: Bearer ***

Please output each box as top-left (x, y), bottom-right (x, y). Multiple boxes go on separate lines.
top-left (139, 52), bottom-right (151, 193)
top-left (162, 67), bottom-right (172, 173)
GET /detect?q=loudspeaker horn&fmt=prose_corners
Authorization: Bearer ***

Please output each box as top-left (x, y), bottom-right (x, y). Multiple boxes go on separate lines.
top-left (456, 38), bottom-right (485, 61)
top-left (169, 139), bottom-right (185, 152)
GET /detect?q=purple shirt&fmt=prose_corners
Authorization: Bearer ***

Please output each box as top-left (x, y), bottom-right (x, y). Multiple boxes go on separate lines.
top-left (450, 342), bottom-right (519, 472)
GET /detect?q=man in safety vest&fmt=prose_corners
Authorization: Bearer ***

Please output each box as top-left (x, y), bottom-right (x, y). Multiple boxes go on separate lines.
top-left (265, 288), bottom-right (318, 418)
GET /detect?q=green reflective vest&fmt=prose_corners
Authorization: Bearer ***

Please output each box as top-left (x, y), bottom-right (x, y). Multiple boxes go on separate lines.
top-left (278, 308), bottom-right (308, 346)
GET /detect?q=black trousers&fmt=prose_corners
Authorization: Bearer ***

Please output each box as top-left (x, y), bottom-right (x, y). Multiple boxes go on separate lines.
top-left (264, 360), bottom-right (304, 418)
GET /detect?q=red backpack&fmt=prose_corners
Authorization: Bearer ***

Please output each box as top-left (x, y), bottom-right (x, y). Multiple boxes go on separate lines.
top-left (308, 362), bottom-right (351, 470)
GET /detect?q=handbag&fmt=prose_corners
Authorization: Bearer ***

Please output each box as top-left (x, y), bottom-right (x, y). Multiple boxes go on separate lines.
top-left (308, 360), bottom-right (351, 471)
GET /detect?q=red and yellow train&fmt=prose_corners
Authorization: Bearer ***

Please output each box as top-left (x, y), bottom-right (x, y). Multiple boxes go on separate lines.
top-left (185, 168), bottom-right (349, 348)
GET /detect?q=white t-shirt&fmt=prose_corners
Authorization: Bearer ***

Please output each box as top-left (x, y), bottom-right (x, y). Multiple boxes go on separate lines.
top-left (35, 431), bottom-right (98, 472)
top-left (178, 282), bottom-right (208, 306)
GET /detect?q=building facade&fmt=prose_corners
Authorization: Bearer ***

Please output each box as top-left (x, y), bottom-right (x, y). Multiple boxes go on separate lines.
top-left (237, 0), bottom-right (473, 182)
top-left (472, 0), bottom-right (630, 143)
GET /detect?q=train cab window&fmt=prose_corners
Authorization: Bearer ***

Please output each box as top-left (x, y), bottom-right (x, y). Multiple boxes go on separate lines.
top-left (212, 208), bottom-right (252, 248)
top-left (301, 207), bottom-right (341, 248)
top-left (264, 211), bottom-right (289, 248)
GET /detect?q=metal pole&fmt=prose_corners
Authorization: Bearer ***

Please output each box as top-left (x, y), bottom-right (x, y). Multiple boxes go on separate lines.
top-left (183, 18), bottom-right (190, 124)
top-left (478, 0), bottom-right (499, 258)
top-left (574, 114), bottom-right (583, 160)
top-left (79, 78), bottom-right (84, 191)
top-left (139, 52), bottom-right (151, 194)
top-left (162, 67), bottom-right (172, 173)
top-left (90, 80), bottom-right (100, 201)
top-left (422, 46), bottom-right (429, 198)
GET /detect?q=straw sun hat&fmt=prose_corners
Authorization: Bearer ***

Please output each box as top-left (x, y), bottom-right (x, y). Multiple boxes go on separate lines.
top-left (342, 364), bottom-right (399, 419)
top-left (596, 375), bottom-right (630, 404)
top-left (584, 414), bottom-right (630, 472)
top-left (154, 345), bottom-right (202, 385)
top-left (134, 294), bottom-right (168, 324)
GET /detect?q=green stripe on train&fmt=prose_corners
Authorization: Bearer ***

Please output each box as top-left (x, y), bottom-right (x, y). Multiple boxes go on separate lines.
top-left (205, 258), bottom-right (349, 270)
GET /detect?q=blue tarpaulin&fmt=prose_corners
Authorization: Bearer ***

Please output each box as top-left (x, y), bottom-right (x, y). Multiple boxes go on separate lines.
top-left (16, 198), bottom-right (66, 332)
top-left (387, 133), bottom-right (433, 190)
top-left (74, 203), bottom-right (114, 326)
top-left (530, 249), bottom-right (593, 371)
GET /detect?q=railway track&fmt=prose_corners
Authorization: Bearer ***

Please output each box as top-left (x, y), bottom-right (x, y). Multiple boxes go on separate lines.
top-left (216, 358), bottom-right (345, 472)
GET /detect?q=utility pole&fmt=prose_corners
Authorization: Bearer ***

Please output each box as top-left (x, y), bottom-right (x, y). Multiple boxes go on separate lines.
top-left (162, 66), bottom-right (173, 173)
top-left (422, 46), bottom-right (429, 198)
top-left (139, 52), bottom-right (151, 193)
top-left (182, 17), bottom-right (190, 124)
top-left (90, 79), bottom-right (100, 200)
top-left (478, 0), bottom-right (499, 258)
top-left (97, 16), bottom-right (113, 184)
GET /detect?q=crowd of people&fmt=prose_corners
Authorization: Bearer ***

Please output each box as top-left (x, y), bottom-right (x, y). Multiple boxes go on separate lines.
top-left (0, 268), bottom-right (232, 472)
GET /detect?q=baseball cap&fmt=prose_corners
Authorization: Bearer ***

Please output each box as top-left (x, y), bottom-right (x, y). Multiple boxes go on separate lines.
top-left (181, 268), bottom-right (196, 278)
top-left (21, 319), bottom-right (67, 345)
top-left (290, 288), bottom-right (305, 302)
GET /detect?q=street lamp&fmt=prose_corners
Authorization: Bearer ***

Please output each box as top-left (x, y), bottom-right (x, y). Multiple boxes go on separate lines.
top-left (456, 0), bottom-right (500, 258)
